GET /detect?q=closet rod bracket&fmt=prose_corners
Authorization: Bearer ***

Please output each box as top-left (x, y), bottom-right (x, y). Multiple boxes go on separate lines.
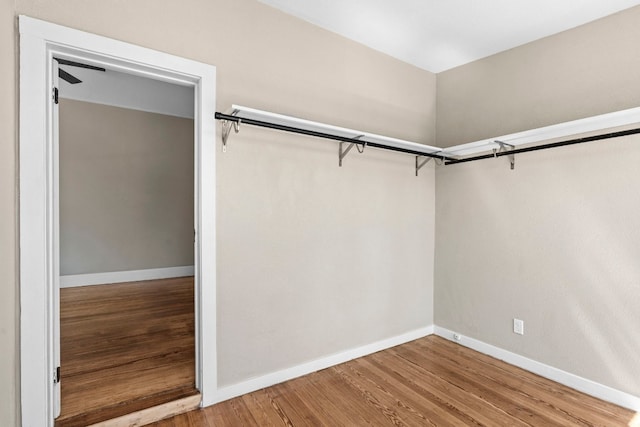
top-left (221, 110), bottom-right (241, 153)
top-left (338, 135), bottom-right (365, 167)
top-left (494, 140), bottom-right (515, 170)
top-left (415, 156), bottom-right (432, 176)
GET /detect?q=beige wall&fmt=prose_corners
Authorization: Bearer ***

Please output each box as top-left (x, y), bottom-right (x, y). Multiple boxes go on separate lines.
top-left (9, 1), bottom-right (639, 425)
top-left (435, 7), bottom-right (640, 396)
top-left (59, 99), bottom-right (194, 275)
top-left (14, 0), bottom-right (436, 144)
top-left (217, 134), bottom-right (435, 384)
top-left (5, 1), bottom-right (436, 424)
top-left (0, 0), bottom-right (17, 424)
top-left (437, 6), bottom-right (640, 147)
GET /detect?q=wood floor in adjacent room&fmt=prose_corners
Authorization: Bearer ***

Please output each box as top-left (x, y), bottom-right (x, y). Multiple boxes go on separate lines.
top-left (151, 335), bottom-right (634, 427)
top-left (56, 277), bottom-right (198, 427)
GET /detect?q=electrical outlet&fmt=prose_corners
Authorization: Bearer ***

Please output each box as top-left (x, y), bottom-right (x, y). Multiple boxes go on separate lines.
top-left (453, 333), bottom-right (461, 341)
top-left (513, 318), bottom-right (524, 335)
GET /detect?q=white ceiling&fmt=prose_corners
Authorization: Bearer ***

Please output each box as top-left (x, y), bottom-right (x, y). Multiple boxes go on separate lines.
top-left (58, 65), bottom-right (194, 118)
top-left (258, 0), bottom-right (640, 73)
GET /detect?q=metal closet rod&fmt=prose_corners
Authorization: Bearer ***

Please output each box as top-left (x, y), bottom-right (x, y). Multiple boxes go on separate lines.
top-left (445, 127), bottom-right (640, 166)
top-left (215, 112), bottom-right (453, 160)
top-left (215, 112), bottom-right (640, 166)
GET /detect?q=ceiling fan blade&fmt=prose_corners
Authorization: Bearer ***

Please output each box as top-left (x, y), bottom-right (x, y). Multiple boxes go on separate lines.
top-left (55, 58), bottom-right (106, 72)
top-left (59, 68), bottom-right (82, 84)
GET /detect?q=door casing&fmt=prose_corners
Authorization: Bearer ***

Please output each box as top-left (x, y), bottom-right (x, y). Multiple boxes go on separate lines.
top-left (19, 16), bottom-right (218, 426)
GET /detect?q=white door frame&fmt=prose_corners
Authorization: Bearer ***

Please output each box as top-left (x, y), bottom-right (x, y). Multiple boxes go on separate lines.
top-left (19, 16), bottom-right (217, 426)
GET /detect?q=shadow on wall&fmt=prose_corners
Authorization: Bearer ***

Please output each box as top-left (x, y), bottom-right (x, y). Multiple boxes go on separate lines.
top-left (561, 182), bottom-right (640, 394)
top-left (515, 152), bottom-right (640, 395)
top-left (515, 143), bottom-right (640, 395)
top-left (436, 137), bottom-right (640, 399)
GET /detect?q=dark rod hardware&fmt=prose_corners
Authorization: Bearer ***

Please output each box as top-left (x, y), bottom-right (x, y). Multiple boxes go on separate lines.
top-left (445, 127), bottom-right (640, 166)
top-left (215, 112), bottom-right (453, 160)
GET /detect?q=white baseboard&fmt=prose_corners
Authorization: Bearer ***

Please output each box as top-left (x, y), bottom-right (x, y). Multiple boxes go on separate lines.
top-left (211, 325), bottom-right (435, 405)
top-left (60, 265), bottom-right (195, 288)
top-left (434, 326), bottom-right (640, 412)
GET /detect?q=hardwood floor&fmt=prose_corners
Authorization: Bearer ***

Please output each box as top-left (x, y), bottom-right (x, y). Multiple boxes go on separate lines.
top-left (149, 335), bottom-right (634, 427)
top-left (56, 277), bottom-right (197, 427)
top-left (56, 281), bottom-right (635, 426)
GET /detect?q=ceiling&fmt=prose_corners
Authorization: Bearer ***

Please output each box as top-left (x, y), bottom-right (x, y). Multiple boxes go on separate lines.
top-left (258, 0), bottom-right (640, 73)
top-left (58, 63), bottom-right (194, 118)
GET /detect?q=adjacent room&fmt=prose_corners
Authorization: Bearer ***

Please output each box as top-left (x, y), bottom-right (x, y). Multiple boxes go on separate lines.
top-left (56, 64), bottom-right (197, 425)
top-left (5, 1), bottom-right (640, 426)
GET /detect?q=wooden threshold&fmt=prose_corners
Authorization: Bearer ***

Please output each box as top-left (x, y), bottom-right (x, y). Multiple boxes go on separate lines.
top-left (89, 392), bottom-right (201, 427)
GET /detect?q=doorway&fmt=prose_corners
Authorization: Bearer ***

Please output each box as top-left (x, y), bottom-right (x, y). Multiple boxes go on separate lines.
top-left (19, 16), bottom-right (217, 427)
top-left (55, 63), bottom-right (197, 425)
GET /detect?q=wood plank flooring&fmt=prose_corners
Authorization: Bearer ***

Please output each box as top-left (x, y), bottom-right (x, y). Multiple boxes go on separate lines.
top-left (56, 277), bottom-right (197, 427)
top-left (150, 335), bottom-right (635, 427)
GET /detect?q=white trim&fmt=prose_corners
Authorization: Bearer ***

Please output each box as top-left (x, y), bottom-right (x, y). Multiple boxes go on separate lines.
top-left (214, 325), bottom-right (434, 403)
top-left (19, 16), bottom-right (217, 426)
top-left (434, 326), bottom-right (640, 412)
top-left (20, 26), bottom-right (55, 426)
top-left (229, 104), bottom-right (640, 160)
top-left (60, 266), bottom-right (195, 288)
top-left (440, 106), bottom-right (640, 157)
top-left (231, 105), bottom-right (443, 155)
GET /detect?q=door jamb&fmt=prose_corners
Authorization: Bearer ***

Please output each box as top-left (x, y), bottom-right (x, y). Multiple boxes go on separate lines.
top-left (19, 16), bottom-right (217, 426)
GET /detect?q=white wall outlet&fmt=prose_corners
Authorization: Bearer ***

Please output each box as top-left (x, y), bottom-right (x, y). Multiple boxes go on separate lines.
top-left (513, 318), bottom-right (524, 335)
top-left (453, 333), bottom-right (462, 341)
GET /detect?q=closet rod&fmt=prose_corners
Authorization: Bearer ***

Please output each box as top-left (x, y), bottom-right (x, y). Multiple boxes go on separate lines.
top-left (215, 112), bottom-right (453, 160)
top-left (445, 127), bottom-right (640, 166)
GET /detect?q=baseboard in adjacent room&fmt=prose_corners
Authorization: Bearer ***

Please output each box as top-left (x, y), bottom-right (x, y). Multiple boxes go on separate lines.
top-left (210, 325), bottom-right (435, 406)
top-left (434, 325), bottom-right (640, 412)
top-left (60, 265), bottom-right (195, 288)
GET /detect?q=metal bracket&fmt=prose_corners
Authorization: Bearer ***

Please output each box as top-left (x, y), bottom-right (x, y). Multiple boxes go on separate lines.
top-left (415, 156), bottom-right (432, 176)
top-left (221, 119), bottom-right (240, 153)
top-left (493, 140), bottom-right (515, 170)
top-left (338, 135), bottom-right (365, 167)
top-left (221, 109), bottom-right (241, 153)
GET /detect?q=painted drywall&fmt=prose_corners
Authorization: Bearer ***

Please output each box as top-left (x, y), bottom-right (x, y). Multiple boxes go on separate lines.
top-left (435, 7), bottom-right (640, 397)
top-left (0, 0), bottom-right (17, 424)
top-left (7, 0), bottom-right (436, 417)
top-left (435, 138), bottom-right (640, 397)
top-left (436, 6), bottom-right (640, 147)
top-left (59, 99), bottom-right (194, 275)
top-left (6, 2), bottom-right (640, 425)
